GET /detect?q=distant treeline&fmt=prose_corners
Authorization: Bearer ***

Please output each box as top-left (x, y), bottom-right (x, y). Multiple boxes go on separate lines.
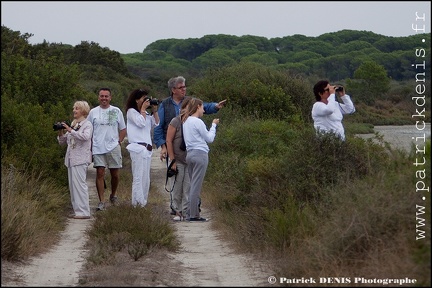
top-left (1, 25), bottom-right (430, 184)
top-left (123, 30), bottom-right (431, 82)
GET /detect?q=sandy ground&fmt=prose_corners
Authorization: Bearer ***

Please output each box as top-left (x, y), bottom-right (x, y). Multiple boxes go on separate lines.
top-left (2, 148), bottom-right (272, 287)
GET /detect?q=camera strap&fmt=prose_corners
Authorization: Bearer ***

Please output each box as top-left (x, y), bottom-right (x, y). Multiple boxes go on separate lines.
top-left (165, 158), bottom-right (177, 193)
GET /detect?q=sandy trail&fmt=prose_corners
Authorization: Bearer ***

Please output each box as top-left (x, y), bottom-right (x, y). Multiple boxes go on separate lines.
top-left (151, 151), bottom-right (271, 286)
top-left (6, 149), bottom-right (270, 287)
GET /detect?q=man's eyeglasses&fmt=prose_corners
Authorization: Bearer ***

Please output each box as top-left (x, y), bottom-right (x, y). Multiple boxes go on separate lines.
top-left (175, 86), bottom-right (186, 89)
top-left (323, 88), bottom-right (330, 92)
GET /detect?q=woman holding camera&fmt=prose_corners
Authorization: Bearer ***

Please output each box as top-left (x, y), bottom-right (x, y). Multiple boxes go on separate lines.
top-left (311, 80), bottom-right (355, 141)
top-left (57, 101), bottom-right (93, 219)
top-left (125, 88), bottom-right (160, 207)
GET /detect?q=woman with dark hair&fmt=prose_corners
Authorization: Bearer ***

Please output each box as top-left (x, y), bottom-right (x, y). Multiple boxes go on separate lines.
top-left (125, 89), bottom-right (160, 207)
top-left (312, 80), bottom-right (355, 141)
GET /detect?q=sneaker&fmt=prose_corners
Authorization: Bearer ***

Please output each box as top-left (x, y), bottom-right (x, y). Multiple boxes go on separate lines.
top-left (188, 217), bottom-right (209, 222)
top-left (72, 215), bottom-right (91, 219)
top-left (110, 195), bottom-right (118, 205)
top-left (96, 202), bottom-right (105, 211)
top-left (173, 215), bottom-right (182, 221)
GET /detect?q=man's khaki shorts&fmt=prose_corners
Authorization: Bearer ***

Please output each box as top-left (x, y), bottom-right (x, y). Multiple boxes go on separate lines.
top-left (93, 145), bottom-right (122, 168)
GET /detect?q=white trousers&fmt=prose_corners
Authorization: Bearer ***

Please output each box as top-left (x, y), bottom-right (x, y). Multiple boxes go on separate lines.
top-left (130, 150), bottom-right (152, 207)
top-left (68, 164), bottom-right (90, 217)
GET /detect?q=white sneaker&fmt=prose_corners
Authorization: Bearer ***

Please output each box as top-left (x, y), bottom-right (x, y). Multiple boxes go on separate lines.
top-left (173, 215), bottom-right (182, 221)
top-left (96, 202), bottom-right (105, 211)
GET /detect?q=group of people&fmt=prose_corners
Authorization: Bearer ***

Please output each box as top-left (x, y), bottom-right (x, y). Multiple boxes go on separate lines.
top-left (57, 78), bottom-right (354, 221)
top-left (57, 76), bottom-right (226, 221)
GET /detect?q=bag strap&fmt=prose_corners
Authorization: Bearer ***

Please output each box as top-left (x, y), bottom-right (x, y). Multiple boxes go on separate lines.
top-left (165, 157), bottom-right (176, 193)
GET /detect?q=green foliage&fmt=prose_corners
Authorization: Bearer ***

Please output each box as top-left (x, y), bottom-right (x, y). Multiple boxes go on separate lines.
top-left (129, 29), bottom-right (430, 83)
top-left (1, 25), bottom-right (33, 55)
top-left (191, 62), bottom-right (311, 122)
top-left (347, 60), bottom-right (391, 104)
top-left (206, 115), bottom-right (429, 282)
top-left (1, 25), bottom-right (430, 283)
top-left (192, 48), bottom-right (236, 70)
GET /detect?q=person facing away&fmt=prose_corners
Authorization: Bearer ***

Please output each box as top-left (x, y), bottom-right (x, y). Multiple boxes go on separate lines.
top-left (153, 75), bottom-right (226, 215)
top-left (57, 101), bottom-right (93, 219)
top-left (183, 98), bottom-right (220, 222)
top-left (166, 97), bottom-right (192, 221)
top-left (125, 88), bottom-right (160, 207)
top-left (311, 80), bottom-right (355, 141)
top-left (87, 88), bottom-right (127, 211)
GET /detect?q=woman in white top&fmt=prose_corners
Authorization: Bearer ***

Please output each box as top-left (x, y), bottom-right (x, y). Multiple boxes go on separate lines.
top-left (311, 80), bottom-right (355, 141)
top-left (182, 98), bottom-right (219, 222)
top-left (125, 89), bottom-right (159, 207)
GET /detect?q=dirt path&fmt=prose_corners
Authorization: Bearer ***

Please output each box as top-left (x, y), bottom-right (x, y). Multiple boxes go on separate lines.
top-left (2, 164), bottom-right (98, 287)
top-left (151, 151), bottom-right (271, 286)
top-left (3, 149), bottom-right (271, 287)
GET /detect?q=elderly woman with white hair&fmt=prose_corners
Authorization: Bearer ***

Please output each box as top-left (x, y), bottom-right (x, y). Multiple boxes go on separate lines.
top-left (57, 100), bottom-right (93, 219)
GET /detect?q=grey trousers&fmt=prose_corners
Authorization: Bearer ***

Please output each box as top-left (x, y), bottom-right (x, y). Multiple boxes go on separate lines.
top-left (186, 149), bottom-right (208, 219)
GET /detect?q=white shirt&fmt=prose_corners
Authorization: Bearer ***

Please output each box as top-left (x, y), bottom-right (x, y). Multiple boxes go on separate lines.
top-left (311, 93), bottom-right (355, 140)
top-left (126, 108), bottom-right (159, 153)
top-left (87, 105), bottom-right (126, 154)
top-left (183, 116), bottom-right (217, 153)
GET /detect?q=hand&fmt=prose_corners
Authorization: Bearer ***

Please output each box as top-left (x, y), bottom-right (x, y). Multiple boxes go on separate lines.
top-left (216, 99), bottom-right (227, 110)
top-left (213, 118), bottom-right (220, 125)
top-left (142, 99), bottom-right (151, 112)
top-left (160, 146), bottom-right (167, 161)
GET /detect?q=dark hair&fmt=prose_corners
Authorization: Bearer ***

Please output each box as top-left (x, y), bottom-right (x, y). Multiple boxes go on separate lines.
top-left (125, 88), bottom-right (149, 112)
top-left (98, 87), bottom-right (111, 94)
top-left (313, 80), bottom-right (329, 101)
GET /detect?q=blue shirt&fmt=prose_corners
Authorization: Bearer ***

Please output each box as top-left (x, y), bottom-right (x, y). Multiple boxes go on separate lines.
top-left (154, 96), bottom-right (219, 148)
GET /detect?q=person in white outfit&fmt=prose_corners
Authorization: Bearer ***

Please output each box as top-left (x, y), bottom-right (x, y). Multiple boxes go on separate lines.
top-left (57, 101), bottom-right (93, 219)
top-left (311, 80), bottom-right (355, 141)
top-left (125, 88), bottom-right (160, 207)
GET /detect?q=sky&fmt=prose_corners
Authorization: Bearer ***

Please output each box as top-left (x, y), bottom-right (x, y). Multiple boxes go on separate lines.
top-left (1, 1), bottom-right (431, 54)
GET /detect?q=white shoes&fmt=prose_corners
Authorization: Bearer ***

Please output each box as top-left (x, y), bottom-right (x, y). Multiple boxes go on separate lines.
top-left (173, 215), bottom-right (184, 221)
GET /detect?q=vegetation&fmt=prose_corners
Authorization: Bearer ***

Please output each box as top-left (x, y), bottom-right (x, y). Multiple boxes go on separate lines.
top-left (205, 115), bottom-right (431, 285)
top-left (1, 25), bottom-right (431, 286)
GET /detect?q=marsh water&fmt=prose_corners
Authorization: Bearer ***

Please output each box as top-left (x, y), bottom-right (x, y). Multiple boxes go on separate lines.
top-left (356, 123), bottom-right (431, 152)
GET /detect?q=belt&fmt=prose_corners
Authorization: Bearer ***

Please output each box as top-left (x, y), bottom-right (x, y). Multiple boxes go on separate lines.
top-left (137, 142), bottom-right (153, 151)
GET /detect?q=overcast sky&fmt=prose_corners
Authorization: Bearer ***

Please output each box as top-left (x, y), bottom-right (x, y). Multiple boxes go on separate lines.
top-left (1, 1), bottom-right (430, 54)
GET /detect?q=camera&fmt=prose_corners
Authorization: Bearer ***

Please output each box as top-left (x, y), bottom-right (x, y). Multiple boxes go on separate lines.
top-left (335, 86), bottom-right (344, 92)
top-left (167, 167), bottom-right (178, 178)
top-left (53, 120), bottom-right (71, 131)
top-left (144, 97), bottom-right (161, 106)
